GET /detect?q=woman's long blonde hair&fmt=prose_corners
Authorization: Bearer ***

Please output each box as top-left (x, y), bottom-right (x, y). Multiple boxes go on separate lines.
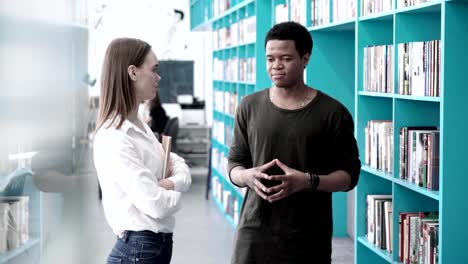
top-left (96, 38), bottom-right (152, 131)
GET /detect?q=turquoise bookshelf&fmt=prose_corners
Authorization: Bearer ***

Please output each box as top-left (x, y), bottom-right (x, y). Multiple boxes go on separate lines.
top-left (193, 0), bottom-right (468, 262)
top-left (307, 0), bottom-right (468, 263)
top-left (192, 0), bottom-right (264, 230)
top-left (0, 169), bottom-right (42, 264)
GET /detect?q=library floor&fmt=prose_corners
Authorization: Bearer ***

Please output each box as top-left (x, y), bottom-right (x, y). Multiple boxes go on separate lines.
top-left (39, 149), bottom-right (354, 264)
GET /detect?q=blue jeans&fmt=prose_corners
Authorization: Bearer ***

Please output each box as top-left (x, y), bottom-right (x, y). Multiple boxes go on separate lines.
top-left (107, 230), bottom-right (173, 264)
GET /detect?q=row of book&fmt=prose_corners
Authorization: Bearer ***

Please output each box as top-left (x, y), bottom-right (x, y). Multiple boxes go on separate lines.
top-left (363, 45), bottom-right (394, 93)
top-left (291, 0), bottom-right (307, 25)
top-left (275, 4), bottom-right (289, 24)
top-left (364, 120), bottom-right (394, 173)
top-left (213, 120), bottom-right (225, 147)
top-left (0, 196), bottom-right (29, 253)
top-left (364, 122), bottom-right (440, 191)
top-left (399, 211), bottom-right (439, 264)
top-left (213, 16), bottom-right (256, 50)
top-left (366, 195), bottom-right (393, 251)
top-left (398, 40), bottom-right (441, 97)
top-left (213, 120), bottom-right (234, 148)
top-left (305, 0), bottom-right (357, 25)
top-left (211, 175), bottom-right (240, 225)
top-left (311, 0), bottom-right (330, 26)
top-left (366, 195), bottom-right (439, 264)
top-left (398, 0), bottom-right (433, 8)
top-left (361, 0), bottom-right (393, 16)
top-left (239, 58), bottom-right (256, 82)
top-left (212, 0), bottom-right (231, 19)
top-left (212, 147), bottom-right (228, 180)
top-left (214, 90), bottom-right (238, 117)
top-left (211, 145), bottom-right (246, 198)
top-left (213, 57), bottom-right (256, 83)
top-left (213, 58), bottom-right (238, 81)
top-left (332, 0), bottom-right (357, 22)
top-left (277, 0), bottom-right (435, 28)
top-left (399, 127), bottom-right (440, 191)
top-left (363, 40), bottom-right (440, 97)
top-left (212, 1), bottom-right (437, 33)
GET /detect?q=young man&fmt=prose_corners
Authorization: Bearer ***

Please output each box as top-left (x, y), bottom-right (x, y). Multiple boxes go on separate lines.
top-left (228, 22), bottom-right (361, 264)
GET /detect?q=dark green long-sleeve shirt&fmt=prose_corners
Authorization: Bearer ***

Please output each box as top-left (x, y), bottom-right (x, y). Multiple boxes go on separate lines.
top-left (228, 88), bottom-right (361, 264)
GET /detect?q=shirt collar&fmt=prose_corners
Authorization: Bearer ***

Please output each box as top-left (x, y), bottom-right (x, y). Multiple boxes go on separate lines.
top-left (120, 116), bottom-right (153, 139)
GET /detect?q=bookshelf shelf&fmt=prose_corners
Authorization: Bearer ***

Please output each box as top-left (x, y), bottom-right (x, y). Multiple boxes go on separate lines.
top-left (358, 91), bottom-right (394, 98)
top-left (212, 167), bottom-right (243, 198)
top-left (393, 94), bottom-right (441, 102)
top-left (307, 19), bottom-right (356, 32)
top-left (213, 110), bottom-right (235, 122)
top-left (193, 1), bottom-right (468, 260)
top-left (212, 191), bottom-right (236, 228)
top-left (361, 165), bottom-right (394, 182)
top-left (237, 41), bottom-right (256, 48)
top-left (356, 1), bottom-right (468, 263)
top-left (211, 0), bottom-right (255, 23)
top-left (357, 236), bottom-right (392, 263)
top-left (359, 11), bottom-right (394, 22)
top-left (393, 178), bottom-right (440, 201)
top-left (213, 46), bottom-right (237, 53)
top-left (395, 1), bottom-right (442, 15)
top-left (0, 238), bottom-right (40, 264)
top-left (237, 81), bottom-right (255, 86)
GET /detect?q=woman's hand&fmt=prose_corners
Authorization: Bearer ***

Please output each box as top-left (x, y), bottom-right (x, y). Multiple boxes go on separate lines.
top-left (158, 179), bottom-right (175, 191)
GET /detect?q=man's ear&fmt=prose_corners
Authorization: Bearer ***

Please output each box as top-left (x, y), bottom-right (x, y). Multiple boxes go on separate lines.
top-left (303, 53), bottom-right (311, 68)
top-left (128, 65), bottom-right (137, 81)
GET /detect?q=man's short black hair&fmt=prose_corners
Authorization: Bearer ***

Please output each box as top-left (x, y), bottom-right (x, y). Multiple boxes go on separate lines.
top-left (264, 21), bottom-right (313, 57)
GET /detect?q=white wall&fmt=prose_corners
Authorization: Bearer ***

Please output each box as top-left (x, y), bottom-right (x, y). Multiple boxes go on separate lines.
top-left (88, 0), bottom-right (213, 125)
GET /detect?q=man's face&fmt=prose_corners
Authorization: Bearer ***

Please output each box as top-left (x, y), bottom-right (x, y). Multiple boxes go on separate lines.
top-left (266, 40), bottom-right (309, 88)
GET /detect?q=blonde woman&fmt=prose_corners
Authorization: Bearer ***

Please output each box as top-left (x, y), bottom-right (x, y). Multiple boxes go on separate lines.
top-left (93, 38), bottom-right (191, 264)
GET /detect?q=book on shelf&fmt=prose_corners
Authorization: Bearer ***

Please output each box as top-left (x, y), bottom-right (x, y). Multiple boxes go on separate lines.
top-left (161, 135), bottom-right (172, 179)
top-left (364, 120), bottom-right (393, 173)
top-left (239, 58), bottom-right (256, 82)
top-left (291, 0), bottom-right (307, 25)
top-left (399, 211), bottom-right (438, 264)
top-left (399, 127), bottom-right (439, 190)
top-left (384, 200), bottom-right (393, 253)
top-left (213, 0), bottom-right (231, 18)
top-left (398, 0), bottom-right (432, 8)
top-left (333, 0), bottom-right (357, 22)
top-left (225, 124), bottom-right (233, 147)
top-left (366, 194), bottom-right (392, 249)
top-left (239, 16), bottom-right (256, 44)
top-left (361, 0), bottom-right (393, 17)
top-left (398, 40), bottom-right (441, 97)
top-left (275, 3), bottom-right (288, 24)
top-left (363, 45), bottom-right (394, 93)
top-left (0, 203), bottom-right (9, 253)
top-left (311, 0), bottom-right (330, 26)
top-left (0, 196), bottom-right (29, 253)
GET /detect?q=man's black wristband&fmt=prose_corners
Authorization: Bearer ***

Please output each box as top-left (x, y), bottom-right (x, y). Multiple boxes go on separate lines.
top-left (310, 173), bottom-right (320, 191)
top-left (305, 172), bottom-right (320, 191)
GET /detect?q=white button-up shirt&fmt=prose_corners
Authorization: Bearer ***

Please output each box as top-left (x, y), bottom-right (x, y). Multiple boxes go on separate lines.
top-left (93, 117), bottom-right (191, 235)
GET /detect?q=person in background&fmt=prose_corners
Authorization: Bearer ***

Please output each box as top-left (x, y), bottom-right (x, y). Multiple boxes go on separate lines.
top-left (149, 90), bottom-right (169, 137)
top-left (93, 37), bottom-right (191, 264)
top-left (228, 22), bottom-right (361, 264)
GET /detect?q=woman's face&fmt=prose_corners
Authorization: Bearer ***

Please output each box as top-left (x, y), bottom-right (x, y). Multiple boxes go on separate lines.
top-left (132, 50), bottom-right (161, 102)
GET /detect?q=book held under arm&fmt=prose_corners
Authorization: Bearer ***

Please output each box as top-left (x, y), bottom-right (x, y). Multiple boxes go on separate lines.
top-left (161, 135), bottom-right (172, 179)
